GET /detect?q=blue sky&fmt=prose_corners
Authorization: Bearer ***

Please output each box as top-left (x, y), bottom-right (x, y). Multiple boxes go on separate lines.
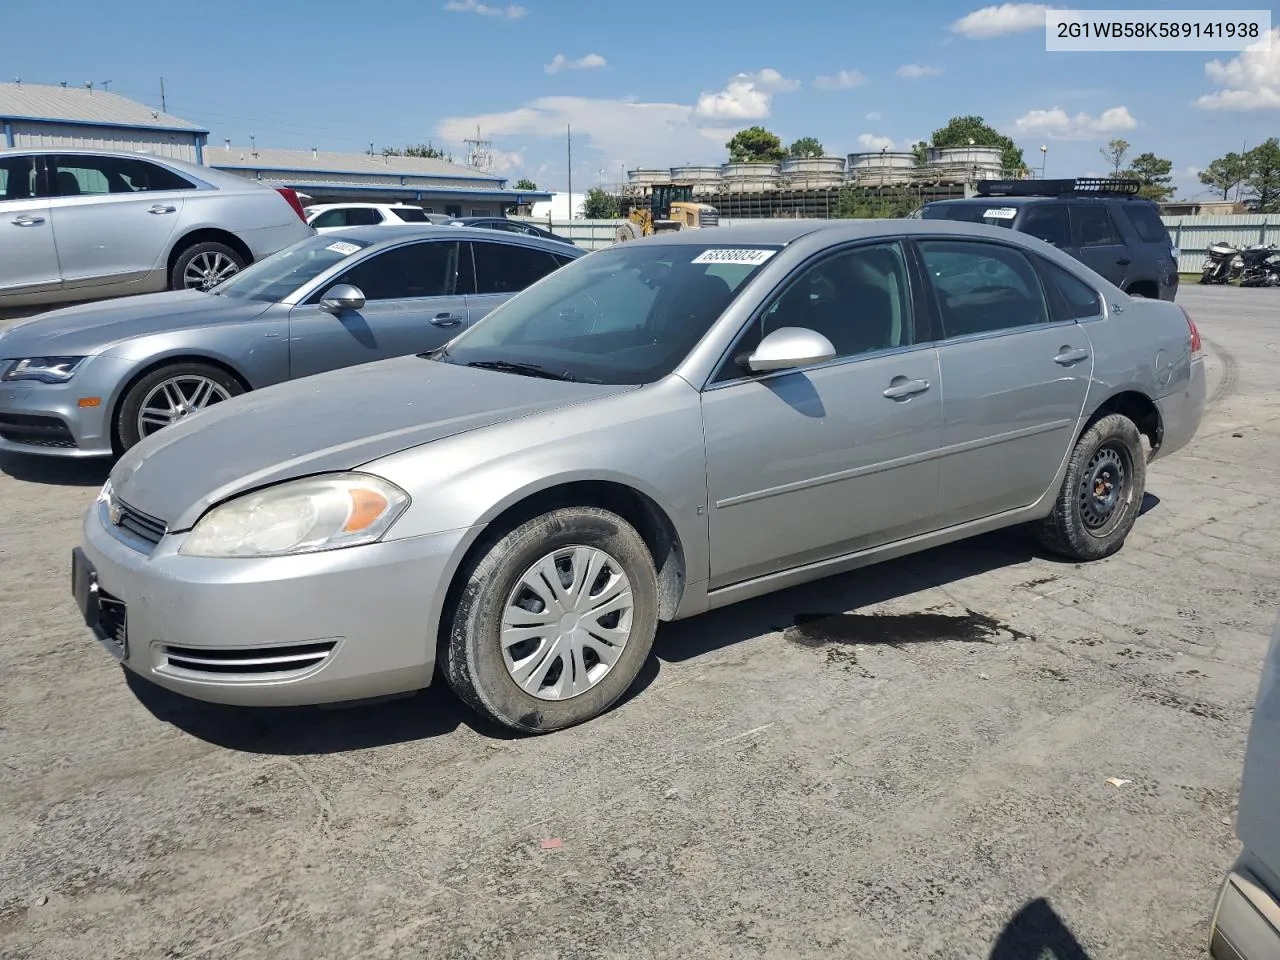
top-left (7, 0), bottom-right (1278, 197)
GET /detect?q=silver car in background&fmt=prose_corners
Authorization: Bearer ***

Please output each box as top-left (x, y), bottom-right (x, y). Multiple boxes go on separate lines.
top-left (0, 227), bottom-right (581, 455)
top-left (72, 220), bottom-right (1205, 734)
top-left (0, 148), bottom-right (314, 308)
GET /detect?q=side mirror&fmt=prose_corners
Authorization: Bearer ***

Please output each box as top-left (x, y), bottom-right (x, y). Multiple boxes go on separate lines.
top-left (742, 326), bottom-right (837, 373)
top-left (320, 284), bottom-right (366, 312)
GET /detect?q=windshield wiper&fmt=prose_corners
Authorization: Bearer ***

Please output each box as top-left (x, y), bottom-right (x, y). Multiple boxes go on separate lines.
top-left (465, 360), bottom-right (577, 382)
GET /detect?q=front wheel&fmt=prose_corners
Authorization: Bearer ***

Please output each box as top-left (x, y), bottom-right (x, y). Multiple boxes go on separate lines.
top-left (115, 362), bottom-right (245, 452)
top-left (1035, 413), bottom-right (1146, 562)
top-left (443, 507), bottom-right (659, 733)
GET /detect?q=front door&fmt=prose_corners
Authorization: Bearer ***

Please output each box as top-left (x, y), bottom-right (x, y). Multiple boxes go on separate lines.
top-left (915, 238), bottom-right (1094, 526)
top-left (1069, 203), bottom-right (1130, 288)
top-left (0, 154), bottom-right (60, 296)
top-left (702, 240), bottom-right (943, 589)
top-left (46, 154), bottom-right (191, 288)
top-left (464, 239), bottom-right (568, 324)
top-left (288, 239), bottom-right (468, 379)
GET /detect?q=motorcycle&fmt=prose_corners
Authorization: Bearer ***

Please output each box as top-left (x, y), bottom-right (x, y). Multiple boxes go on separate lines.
top-left (1199, 241), bottom-right (1243, 284)
top-left (1238, 243), bottom-right (1280, 287)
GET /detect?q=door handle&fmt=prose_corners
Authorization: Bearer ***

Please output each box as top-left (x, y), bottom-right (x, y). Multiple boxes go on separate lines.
top-left (1054, 347), bottom-right (1090, 366)
top-left (882, 377), bottom-right (930, 400)
top-left (11, 215), bottom-right (44, 226)
top-left (1116, 257), bottom-right (1132, 266)
top-left (430, 313), bottom-right (462, 327)
top-left (148, 204), bottom-right (177, 214)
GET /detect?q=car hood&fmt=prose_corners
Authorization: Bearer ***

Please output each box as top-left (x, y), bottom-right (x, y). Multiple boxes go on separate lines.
top-left (109, 354), bottom-right (637, 530)
top-left (0, 290), bottom-right (271, 358)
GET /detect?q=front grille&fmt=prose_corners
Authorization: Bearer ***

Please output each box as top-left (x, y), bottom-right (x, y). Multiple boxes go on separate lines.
top-left (161, 641), bottom-right (338, 678)
top-left (114, 500), bottom-right (167, 546)
top-left (0, 413), bottom-right (76, 448)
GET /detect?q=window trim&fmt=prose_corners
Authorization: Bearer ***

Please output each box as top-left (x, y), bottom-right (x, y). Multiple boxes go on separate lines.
top-left (704, 238), bottom-right (925, 391)
top-left (908, 236), bottom-right (1069, 345)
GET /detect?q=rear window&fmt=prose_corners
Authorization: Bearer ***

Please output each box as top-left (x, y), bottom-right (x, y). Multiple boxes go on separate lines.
top-left (1121, 201), bottom-right (1171, 244)
top-left (921, 202), bottom-right (1018, 229)
top-left (393, 207), bottom-right (430, 222)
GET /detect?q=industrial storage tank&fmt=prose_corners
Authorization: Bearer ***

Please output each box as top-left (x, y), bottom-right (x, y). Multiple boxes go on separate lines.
top-left (719, 162), bottom-right (780, 192)
top-left (627, 168), bottom-right (671, 186)
top-left (779, 156), bottom-right (847, 188)
top-left (846, 151), bottom-right (917, 185)
top-left (929, 145), bottom-right (1004, 181)
top-left (668, 165), bottom-right (722, 184)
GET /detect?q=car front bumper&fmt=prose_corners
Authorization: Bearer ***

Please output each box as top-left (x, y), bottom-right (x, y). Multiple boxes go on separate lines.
top-left (76, 497), bottom-right (467, 707)
top-left (0, 356), bottom-right (137, 457)
top-left (1211, 865), bottom-right (1280, 960)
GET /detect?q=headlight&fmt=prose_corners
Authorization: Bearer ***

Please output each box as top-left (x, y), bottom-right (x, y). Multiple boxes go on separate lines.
top-left (179, 473), bottom-right (410, 559)
top-left (2, 357), bottom-right (85, 384)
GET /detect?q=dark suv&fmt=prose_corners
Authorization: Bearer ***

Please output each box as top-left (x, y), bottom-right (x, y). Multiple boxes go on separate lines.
top-left (920, 178), bottom-right (1179, 301)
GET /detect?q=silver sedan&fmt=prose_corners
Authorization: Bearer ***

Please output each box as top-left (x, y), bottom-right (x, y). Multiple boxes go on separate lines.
top-left (0, 226), bottom-right (581, 456)
top-left (73, 219), bottom-right (1206, 733)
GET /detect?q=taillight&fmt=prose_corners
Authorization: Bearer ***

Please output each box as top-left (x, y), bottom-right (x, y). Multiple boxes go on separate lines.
top-left (276, 187), bottom-right (308, 222)
top-left (1179, 305), bottom-right (1203, 358)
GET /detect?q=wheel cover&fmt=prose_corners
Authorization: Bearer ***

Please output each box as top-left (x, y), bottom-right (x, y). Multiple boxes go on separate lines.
top-left (137, 375), bottom-right (233, 439)
top-left (1078, 442), bottom-right (1131, 536)
top-left (184, 251), bottom-right (240, 290)
top-left (501, 545), bottom-right (634, 702)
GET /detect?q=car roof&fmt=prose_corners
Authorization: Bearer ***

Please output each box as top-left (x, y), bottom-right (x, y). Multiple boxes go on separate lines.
top-left (309, 202), bottom-right (418, 209)
top-left (0, 146), bottom-right (268, 191)
top-left (616, 217), bottom-right (1063, 246)
top-left (321, 224), bottom-right (585, 252)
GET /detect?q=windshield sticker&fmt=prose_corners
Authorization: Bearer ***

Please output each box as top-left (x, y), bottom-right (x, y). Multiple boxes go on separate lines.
top-left (325, 241), bottom-right (362, 256)
top-left (691, 248), bottom-right (777, 265)
top-left (983, 207), bottom-right (1018, 220)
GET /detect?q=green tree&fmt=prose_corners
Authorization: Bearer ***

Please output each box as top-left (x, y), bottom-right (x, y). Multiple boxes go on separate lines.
top-left (788, 137), bottom-right (824, 158)
top-left (1100, 138), bottom-right (1131, 176)
top-left (1198, 153), bottom-right (1248, 200)
top-left (910, 140), bottom-right (931, 168)
top-left (513, 178), bottom-right (538, 190)
top-left (582, 187), bottom-right (620, 219)
top-left (1243, 138), bottom-right (1280, 213)
top-left (927, 115), bottom-right (1025, 177)
top-left (382, 143), bottom-right (455, 163)
top-left (726, 126), bottom-right (786, 163)
top-left (1125, 152), bottom-right (1175, 202)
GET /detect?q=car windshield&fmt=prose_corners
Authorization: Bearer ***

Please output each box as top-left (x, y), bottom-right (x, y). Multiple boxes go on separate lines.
top-left (434, 243), bottom-right (781, 385)
top-left (922, 203), bottom-right (1018, 229)
top-left (211, 235), bottom-right (373, 302)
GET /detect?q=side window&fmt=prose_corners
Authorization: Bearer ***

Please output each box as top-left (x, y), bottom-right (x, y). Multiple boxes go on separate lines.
top-left (1071, 205), bottom-right (1122, 247)
top-left (344, 208), bottom-right (383, 226)
top-left (1038, 258), bottom-right (1102, 321)
top-left (718, 241), bottom-right (914, 381)
top-left (51, 155), bottom-right (194, 196)
top-left (0, 155), bottom-right (39, 201)
top-left (472, 242), bottom-right (560, 294)
top-left (1019, 206), bottom-right (1071, 248)
top-left (327, 241), bottom-right (460, 301)
top-left (310, 209), bottom-right (346, 228)
top-left (1122, 201), bottom-right (1171, 244)
top-left (551, 253), bottom-right (578, 267)
top-left (918, 240), bottom-right (1049, 338)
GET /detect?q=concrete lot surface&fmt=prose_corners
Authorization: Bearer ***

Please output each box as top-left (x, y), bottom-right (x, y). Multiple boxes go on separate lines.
top-left (1, 286), bottom-right (1277, 959)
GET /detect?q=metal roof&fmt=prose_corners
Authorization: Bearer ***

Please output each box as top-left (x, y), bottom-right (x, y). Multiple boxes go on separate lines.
top-left (208, 146), bottom-right (503, 184)
top-left (0, 82), bottom-right (206, 133)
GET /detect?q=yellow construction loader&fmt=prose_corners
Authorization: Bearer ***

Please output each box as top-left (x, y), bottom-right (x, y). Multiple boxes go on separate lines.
top-left (615, 184), bottom-right (719, 242)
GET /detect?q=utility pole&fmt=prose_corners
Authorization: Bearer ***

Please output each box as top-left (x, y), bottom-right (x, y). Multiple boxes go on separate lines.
top-left (160, 77), bottom-right (166, 113)
top-left (566, 124), bottom-right (573, 220)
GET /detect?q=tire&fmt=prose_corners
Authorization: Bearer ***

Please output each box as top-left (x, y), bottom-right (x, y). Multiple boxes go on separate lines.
top-left (115, 362), bottom-right (245, 452)
top-left (170, 241), bottom-right (246, 292)
top-left (1035, 413), bottom-right (1146, 562)
top-left (443, 506), bottom-right (659, 734)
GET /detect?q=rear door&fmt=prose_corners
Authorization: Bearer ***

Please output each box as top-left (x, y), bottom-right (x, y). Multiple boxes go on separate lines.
top-left (1069, 203), bottom-right (1130, 288)
top-left (47, 154), bottom-right (192, 289)
top-left (916, 237), bottom-right (1094, 526)
top-left (1016, 204), bottom-right (1073, 254)
top-left (465, 240), bottom-right (565, 323)
top-left (287, 238), bottom-right (468, 378)
top-left (0, 154), bottom-right (60, 296)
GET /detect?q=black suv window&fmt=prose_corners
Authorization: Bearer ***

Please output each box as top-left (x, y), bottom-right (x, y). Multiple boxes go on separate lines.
top-left (51, 155), bottom-right (194, 195)
top-left (1019, 206), bottom-right (1071, 248)
top-left (1071, 205), bottom-right (1122, 247)
top-left (327, 240), bottom-right (460, 300)
top-left (1121, 201), bottom-right (1170, 244)
top-left (471, 241), bottom-right (561, 294)
top-left (1038, 257), bottom-right (1102, 320)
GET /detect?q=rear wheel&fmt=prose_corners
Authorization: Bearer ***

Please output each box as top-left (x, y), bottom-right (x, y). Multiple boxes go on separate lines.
top-left (1036, 413), bottom-right (1146, 561)
top-left (171, 241), bottom-right (246, 292)
top-left (115, 362), bottom-right (245, 451)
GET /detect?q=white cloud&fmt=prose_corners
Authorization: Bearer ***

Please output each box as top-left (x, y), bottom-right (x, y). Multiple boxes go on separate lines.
top-left (858, 133), bottom-right (895, 151)
top-left (865, 111), bottom-right (882, 121)
top-left (1013, 105), bottom-right (1137, 140)
top-left (1195, 28), bottom-right (1280, 110)
top-left (897, 64), bottom-right (944, 79)
top-left (544, 52), bottom-right (607, 74)
top-left (813, 69), bottom-right (866, 90)
top-left (693, 68), bottom-right (797, 120)
top-left (482, 147), bottom-right (526, 173)
top-left (444, 0), bottom-right (527, 18)
top-left (951, 3), bottom-right (1053, 38)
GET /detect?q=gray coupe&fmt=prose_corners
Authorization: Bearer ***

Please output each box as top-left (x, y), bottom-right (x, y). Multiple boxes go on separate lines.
top-left (0, 226), bottom-right (581, 455)
top-left (73, 219), bottom-right (1206, 733)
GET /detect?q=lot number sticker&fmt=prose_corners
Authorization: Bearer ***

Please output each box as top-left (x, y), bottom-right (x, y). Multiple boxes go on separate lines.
top-left (983, 207), bottom-right (1018, 220)
top-left (326, 241), bottom-right (362, 256)
top-left (691, 248), bottom-right (777, 265)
